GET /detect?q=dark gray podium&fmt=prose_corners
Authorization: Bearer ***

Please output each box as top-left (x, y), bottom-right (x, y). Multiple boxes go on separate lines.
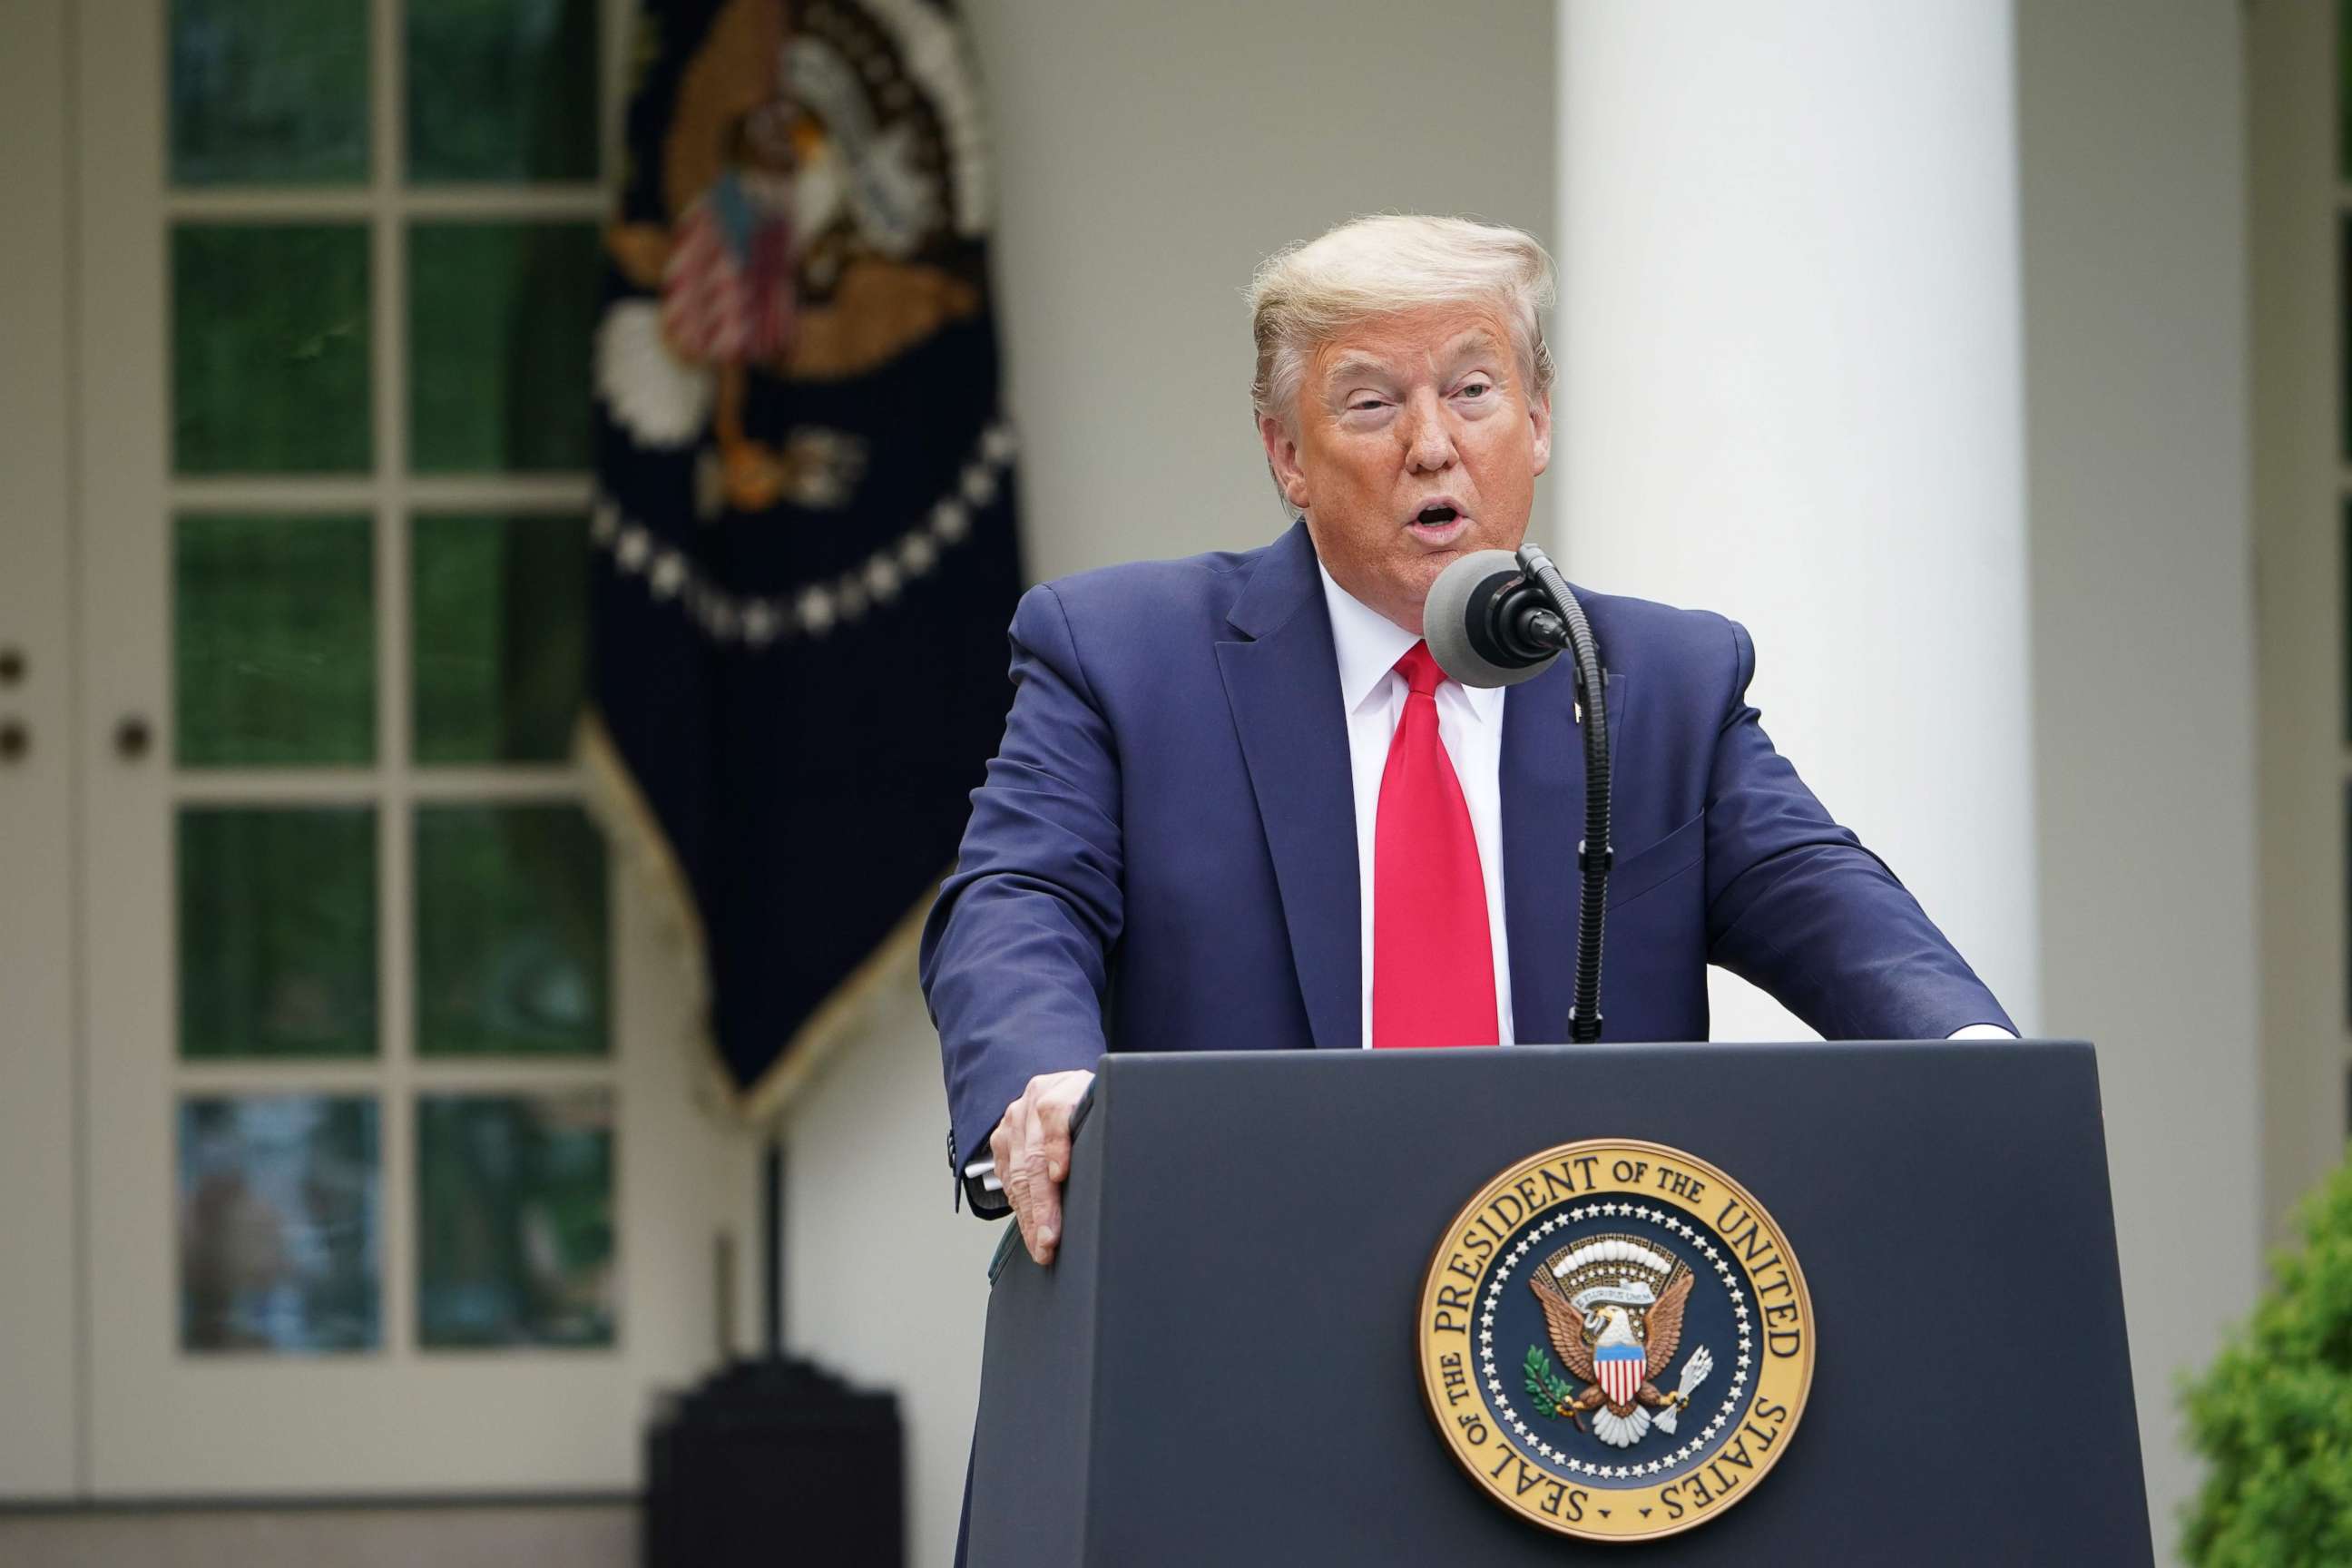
top-left (966, 1041), bottom-right (2150, 1565)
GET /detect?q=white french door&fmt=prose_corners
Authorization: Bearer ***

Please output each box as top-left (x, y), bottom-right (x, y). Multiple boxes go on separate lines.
top-left (71, 0), bottom-right (752, 1494)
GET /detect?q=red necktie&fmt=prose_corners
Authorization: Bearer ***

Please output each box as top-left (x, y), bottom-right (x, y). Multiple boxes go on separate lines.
top-left (1372, 642), bottom-right (1498, 1048)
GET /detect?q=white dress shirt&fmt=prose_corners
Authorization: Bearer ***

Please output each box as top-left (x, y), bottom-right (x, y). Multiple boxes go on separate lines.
top-left (1318, 565), bottom-right (1514, 1047)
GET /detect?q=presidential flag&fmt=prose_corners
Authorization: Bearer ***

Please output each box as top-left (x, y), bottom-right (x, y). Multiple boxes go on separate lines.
top-left (586, 0), bottom-right (1023, 1114)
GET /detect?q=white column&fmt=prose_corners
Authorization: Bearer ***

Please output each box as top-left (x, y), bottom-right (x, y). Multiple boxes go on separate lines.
top-left (1554, 0), bottom-right (2040, 1039)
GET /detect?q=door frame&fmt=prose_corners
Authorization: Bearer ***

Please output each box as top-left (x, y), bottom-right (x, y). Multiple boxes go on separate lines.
top-left (0, 0), bottom-right (84, 1502)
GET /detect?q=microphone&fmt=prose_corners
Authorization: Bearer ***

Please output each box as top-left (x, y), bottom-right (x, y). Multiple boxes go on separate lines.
top-left (1422, 543), bottom-right (1614, 1047)
top-left (1423, 550), bottom-right (1570, 688)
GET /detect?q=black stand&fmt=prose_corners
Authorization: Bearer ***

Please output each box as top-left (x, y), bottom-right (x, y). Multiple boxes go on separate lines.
top-left (966, 1041), bottom-right (2150, 1565)
top-left (642, 1141), bottom-right (906, 1567)
top-left (1515, 543), bottom-right (1613, 1042)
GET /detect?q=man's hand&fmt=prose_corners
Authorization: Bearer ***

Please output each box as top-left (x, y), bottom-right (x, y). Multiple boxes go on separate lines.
top-left (990, 1069), bottom-right (1095, 1265)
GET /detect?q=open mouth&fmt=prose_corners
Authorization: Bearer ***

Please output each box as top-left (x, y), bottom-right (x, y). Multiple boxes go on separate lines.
top-left (1406, 501), bottom-right (1469, 543)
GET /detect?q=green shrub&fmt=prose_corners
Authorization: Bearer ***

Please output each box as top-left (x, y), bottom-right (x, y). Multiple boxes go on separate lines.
top-left (2181, 1151), bottom-right (2352, 1566)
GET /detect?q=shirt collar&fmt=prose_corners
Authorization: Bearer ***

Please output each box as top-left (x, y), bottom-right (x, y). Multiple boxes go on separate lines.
top-left (1317, 563), bottom-right (1505, 727)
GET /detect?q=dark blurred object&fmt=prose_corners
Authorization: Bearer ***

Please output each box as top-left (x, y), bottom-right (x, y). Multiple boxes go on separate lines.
top-left (643, 1357), bottom-right (904, 1567)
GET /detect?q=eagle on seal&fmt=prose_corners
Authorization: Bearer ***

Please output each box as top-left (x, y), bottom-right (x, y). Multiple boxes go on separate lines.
top-left (1531, 1257), bottom-right (1700, 1445)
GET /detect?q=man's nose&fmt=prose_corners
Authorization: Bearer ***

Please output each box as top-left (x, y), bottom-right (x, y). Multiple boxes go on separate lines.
top-left (1401, 390), bottom-right (1457, 472)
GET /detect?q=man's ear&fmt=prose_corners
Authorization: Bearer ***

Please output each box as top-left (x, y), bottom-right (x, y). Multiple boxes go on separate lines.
top-left (1528, 390), bottom-right (1553, 479)
top-left (1258, 414), bottom-right (1310, 512)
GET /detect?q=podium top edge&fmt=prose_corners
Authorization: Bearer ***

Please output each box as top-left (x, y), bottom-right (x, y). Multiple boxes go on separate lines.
top-left (1101, 1038), bottom-right (2093, 1068)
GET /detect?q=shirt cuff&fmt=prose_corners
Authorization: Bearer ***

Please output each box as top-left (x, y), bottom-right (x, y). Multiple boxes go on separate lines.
top-left (1945, 1023), bottom-right (2016, 1039)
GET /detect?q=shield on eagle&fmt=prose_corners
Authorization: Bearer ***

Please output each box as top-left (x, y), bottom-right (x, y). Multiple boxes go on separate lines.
top-left (1595, 1343), bottom-right (1645, 1407)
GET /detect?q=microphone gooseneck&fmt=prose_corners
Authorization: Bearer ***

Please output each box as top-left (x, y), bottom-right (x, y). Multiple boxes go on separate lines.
top-left (1513, 544), bottom-right (1611, 1045)
top-left (1423, 545), bottom-right (1612, 1044)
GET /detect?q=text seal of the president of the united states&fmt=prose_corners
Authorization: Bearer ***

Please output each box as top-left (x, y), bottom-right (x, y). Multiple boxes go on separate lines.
top-left (1416, 1140), bottom-right (1815, 1542)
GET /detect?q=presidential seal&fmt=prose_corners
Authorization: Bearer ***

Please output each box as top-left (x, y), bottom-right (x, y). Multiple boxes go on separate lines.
top-left (1416, 1140), bottom-right (1813, 1542)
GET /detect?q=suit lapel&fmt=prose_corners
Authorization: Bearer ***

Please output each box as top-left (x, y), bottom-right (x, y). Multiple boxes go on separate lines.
top-left (1214, 523), bottom-right (1361, 1052)
top-left (1501, 652), bottom-right (1629, 1045)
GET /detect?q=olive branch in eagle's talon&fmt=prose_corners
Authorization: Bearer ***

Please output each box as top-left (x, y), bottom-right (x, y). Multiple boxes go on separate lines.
top-left (1524, 1344), bottom-right (1587, 1431)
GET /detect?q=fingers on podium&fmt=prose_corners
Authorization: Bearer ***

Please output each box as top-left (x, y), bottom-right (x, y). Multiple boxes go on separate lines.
top-left (998, 1073), bottom-right (1089, 1266)
top-left (993, 1090), bottom-right (1054, 1264)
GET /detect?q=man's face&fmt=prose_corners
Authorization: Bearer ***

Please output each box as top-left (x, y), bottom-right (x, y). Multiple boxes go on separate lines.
top-left (1259, 301), bottom-right (1552, 634)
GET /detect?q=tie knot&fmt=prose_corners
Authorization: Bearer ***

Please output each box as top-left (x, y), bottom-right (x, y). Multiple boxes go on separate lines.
top-left (1395, 641), bottom-right (1444, 698)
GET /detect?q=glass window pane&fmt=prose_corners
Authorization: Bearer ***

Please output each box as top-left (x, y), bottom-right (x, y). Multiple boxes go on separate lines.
top-left (412, 512), bottom-right (588, 763)
top-left (417, 1092), bottom-right (615, 1348)
top-left (171, 0), bottom-right (368, 187)
top-left (415, 804), bottom-right (608, 1057)
top-left (408, 221), bottom-right (601, 473)
top-left (180, 1095), bottom-right (381, 1352)
top-left (174, 224), bottom-right (372, 475)
top-left (180, 807), bottom-right (378, 1061)
top-left (175, 513), bottom-right (375, 767)
top-left (407, 0), bottom-right (600, 182)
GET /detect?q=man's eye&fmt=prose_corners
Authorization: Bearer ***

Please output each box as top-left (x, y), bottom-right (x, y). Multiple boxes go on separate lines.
top-left (1350, 398), bottom-right (1387, 412)
top-left (1457, 381), bottom-right (1493, 399)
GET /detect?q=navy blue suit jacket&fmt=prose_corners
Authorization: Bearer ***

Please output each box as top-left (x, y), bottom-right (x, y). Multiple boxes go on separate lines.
top-left (920, 521), bottom-right (2012, 1197)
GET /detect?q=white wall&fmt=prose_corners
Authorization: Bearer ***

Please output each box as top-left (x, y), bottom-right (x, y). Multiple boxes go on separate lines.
top-left (2248, 1), bottom-right (2350, 1247)
top-left (2014, 0), bottom-right (2260, 1552)
top-left (777, 5), bottom-right (1558, 1564)
top-left (971, 0), bottom-right (1558, 582)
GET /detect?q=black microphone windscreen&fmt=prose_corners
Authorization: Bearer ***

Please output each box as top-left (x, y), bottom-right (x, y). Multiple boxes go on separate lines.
top-left (1424, 550), bottom-right (1558, 689)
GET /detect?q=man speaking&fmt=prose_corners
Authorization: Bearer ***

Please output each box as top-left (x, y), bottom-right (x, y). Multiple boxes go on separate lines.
top-left (920, 214), bottom-right (2012, 1266)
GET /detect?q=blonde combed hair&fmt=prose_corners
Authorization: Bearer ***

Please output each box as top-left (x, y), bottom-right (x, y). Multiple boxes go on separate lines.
top-left (1247, 213), bottom-right (1557, 430)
